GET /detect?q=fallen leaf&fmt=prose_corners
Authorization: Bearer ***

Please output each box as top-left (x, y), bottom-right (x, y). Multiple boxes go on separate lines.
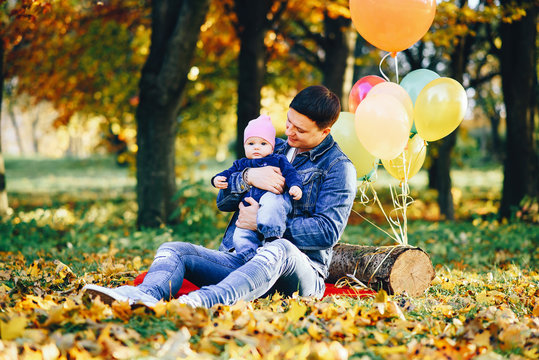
top-left (1, 316), bottom-right (27, 341)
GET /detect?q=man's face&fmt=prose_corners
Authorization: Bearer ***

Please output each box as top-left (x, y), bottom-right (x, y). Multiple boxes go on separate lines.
top-left (244, 136), bottom-right (273, 159)
top-left (285, 108), bottom-right (331, 152)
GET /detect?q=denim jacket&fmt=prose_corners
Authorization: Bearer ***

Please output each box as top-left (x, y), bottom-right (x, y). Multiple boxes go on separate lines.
top-left (216, 134), bottom-right (357, 278)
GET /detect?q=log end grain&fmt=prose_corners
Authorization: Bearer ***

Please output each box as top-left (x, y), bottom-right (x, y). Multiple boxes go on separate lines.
top-left (389, 249), bottom-right (435, 297)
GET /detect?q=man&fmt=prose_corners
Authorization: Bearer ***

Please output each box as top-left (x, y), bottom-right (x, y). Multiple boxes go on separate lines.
top-left (84, 85), bottom-right (357, 308)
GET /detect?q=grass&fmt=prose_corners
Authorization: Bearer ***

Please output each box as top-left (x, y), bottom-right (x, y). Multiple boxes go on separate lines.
top-left (2, 156), bottom-right (533, 270)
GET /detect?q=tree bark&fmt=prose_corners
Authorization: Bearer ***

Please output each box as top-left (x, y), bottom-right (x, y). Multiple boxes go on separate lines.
top-left (328, 244), bottom-right (435, 297)
top-left (0, 40), bottom-right (9, 218)
top-left (136, 0), bottom-right (210, 228)
top-left (321, 15), bottom-right (353, 103)
top-left (499, 0), bottom-right (538, 218)
top-left (234, 0), bottom-right (273, 158)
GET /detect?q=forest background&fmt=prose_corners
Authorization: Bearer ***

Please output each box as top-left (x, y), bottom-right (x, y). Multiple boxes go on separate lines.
top-left (0, 0), bottom-right (537, 359)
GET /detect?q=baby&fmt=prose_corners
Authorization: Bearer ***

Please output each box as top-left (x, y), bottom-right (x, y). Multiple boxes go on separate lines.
top-left (212, 115), bottom-right (302, 260)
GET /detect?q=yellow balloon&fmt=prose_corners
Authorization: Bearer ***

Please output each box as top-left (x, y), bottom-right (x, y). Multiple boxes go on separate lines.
top-left (367, 82), bottom-right (414, 129)
top-left (332, 112), bottom-right (378, 179)
top-left (354, 94), bottom-right (411, 160)
top-left (382, 134), bottom-right (427, 181)
top-left (414, 77), bottom-right (468, 141)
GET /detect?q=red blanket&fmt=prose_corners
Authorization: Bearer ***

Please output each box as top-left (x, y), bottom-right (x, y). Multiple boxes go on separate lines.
top-left (133, 272), bottom-right (375, 298)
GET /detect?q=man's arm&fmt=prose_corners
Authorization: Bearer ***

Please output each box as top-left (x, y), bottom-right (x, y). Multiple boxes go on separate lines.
top-left (245, 166), bottom-right (285, 194)
top-left (278, 155), bottom-right (303, 189)
top-left (215, 161), bottom-right (249, 212)
top-left (286, 159), bottom-right (357, 250)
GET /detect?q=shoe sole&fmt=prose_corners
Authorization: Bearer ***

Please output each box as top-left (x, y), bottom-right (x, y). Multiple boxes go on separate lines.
top-left (85, 288), bottom-right (121, 306)
top-left (85, 287), bottom-right (154, 309)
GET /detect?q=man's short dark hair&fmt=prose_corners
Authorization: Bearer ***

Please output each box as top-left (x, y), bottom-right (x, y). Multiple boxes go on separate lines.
top-left (289, 85), bottom-right (341, 129)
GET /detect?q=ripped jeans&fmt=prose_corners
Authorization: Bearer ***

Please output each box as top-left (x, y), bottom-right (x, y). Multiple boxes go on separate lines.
top-left (233, 192), bottom-right (293, 261)
top-left (137, 239), bottom-right (325, 308)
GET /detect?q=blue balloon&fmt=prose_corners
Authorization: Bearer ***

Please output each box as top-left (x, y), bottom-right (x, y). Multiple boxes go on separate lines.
top-left (400, 69), bottom-right (440, 134)
top-left (400, 69), bottom-right (440, 105)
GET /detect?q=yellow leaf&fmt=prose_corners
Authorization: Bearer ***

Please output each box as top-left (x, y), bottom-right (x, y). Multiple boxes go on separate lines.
top-left (28, 260), bottom-right (41, 278)
top-left (375, 345), bottom-right (407, 356)
top-left (286, 300), bottom-right (307, 323)
top-left (307, 324), bottom-right (323, 341)
top-left (0, 283), bottom-right (11, 293)
top-left (112, 301), bottom-right (134, 321)
top-left (54, 260), bottom-right (75, 280)
top-left (523, 348), bottom-right (539, 360)
top-left (374, 289), bottom-right (388, 315)
top-left (441, 281), bottom-right (456, 291)
top-left (386, 301), bottom-right (406, 320)
top-left (374, 289), bottom-right (388, 304)
top-left (373, 331), bottom-right (388, 344)
top-left (473, 330), bottom-right (492, 349)
top-left (476, 291), bottom-right (495, 305)
top-left (1, 316), bottom-right (27, 341)
top-left (132, 256), bottom-right (142, 270)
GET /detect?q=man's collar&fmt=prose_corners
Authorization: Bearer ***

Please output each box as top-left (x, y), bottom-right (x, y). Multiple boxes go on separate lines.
top-left (275, 134), bottom-right (334, 161)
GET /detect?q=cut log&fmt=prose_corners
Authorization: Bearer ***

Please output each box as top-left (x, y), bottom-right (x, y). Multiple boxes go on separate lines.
top-left (328, 244), bottom-right (435, 297)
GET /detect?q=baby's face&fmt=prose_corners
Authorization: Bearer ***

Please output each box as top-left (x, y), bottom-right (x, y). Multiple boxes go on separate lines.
top-left (244, 137), bottom-right (273, 159)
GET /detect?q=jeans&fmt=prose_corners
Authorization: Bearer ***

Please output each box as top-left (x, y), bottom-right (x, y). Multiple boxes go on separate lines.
top-left (137, 238), bottom-right (325, 308)
top-left (233, 192), bottom-right (292, 260)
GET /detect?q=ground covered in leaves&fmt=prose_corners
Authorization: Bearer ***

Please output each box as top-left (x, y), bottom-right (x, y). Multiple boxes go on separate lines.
top-left (0, 251), bottom-right (537, 359)
top-left (1, 158), bottom-right (538, 359)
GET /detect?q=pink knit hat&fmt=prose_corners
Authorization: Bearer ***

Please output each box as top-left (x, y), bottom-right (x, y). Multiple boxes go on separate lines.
top-left (243, 115), bottom-right (276, 149)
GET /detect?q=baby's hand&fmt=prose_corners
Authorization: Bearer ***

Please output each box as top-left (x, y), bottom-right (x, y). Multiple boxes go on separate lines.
top-left (213, 176), bottom-right (228, 189)
top-left (289, 186), bottom-right (302, 200)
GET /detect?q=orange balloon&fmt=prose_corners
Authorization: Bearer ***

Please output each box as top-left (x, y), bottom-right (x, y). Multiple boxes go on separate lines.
top-left (349, 0), bottom-right (436, 53)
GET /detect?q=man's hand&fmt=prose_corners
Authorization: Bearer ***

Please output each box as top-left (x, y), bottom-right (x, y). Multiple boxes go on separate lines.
top-left (246, 167), bottom-right (285, 194)
top-left (213, 176), bottom-right (228, 189)
top-left (236, 197), bottom-right (259, 230)
top-left (289, 185), bottom-right (302, 200)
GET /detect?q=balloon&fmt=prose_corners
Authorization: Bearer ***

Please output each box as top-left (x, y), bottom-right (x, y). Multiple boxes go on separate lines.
top-left (348, 75), bottom-right (386, 113)
top-left (349, 0), bottom-right (436, 53)
top-left (414, 77), bottom-right (468, 141)
top-left (355, 94), bottom-right (411, 160)
top-left (332, 112), bottom-right (378, 179)
top-left (382, 134), bottom-right (427, 181)
top-left (400, 69), bottom-right (440, 104)
top-left (367, 82), bottom-right (414, 129)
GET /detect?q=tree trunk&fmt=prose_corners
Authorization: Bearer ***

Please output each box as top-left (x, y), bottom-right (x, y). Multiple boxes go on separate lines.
top-left (321, 15), bottom-right (353, 104)
top-left (499, 0), bottom-right (538, 218)
top-left (328, 244), bottom-right (435, 297)
top-left (489, 113), bottom-right (502, 162)
top-left (31, 108), bottom-right (40, 154)
top-left (428, 20), bottom-right (472, 219)
top-left (7, 103), bottom-right (24, 155)
top-left (0, 40), bottom-right (9, 218)
top-left (431, 131), bottom-right (457, 219)
top-left (136, 0), bottom-right (210, 228)
top-left (234, 0), bottom-right (273, 158)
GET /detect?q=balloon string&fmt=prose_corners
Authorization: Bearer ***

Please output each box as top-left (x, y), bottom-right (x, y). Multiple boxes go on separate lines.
top-left (395, 52), bottom-right (399, 83)
top-left (379, 52), bottom-right (399, 83)
top-left (367, 181), bottom-right (403, 245)
top-left (378, 53), bottom-right (391, 82)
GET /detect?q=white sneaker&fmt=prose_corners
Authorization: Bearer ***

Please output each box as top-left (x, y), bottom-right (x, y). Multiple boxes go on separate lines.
top-left (83, 284), bottom-right (159, 308)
